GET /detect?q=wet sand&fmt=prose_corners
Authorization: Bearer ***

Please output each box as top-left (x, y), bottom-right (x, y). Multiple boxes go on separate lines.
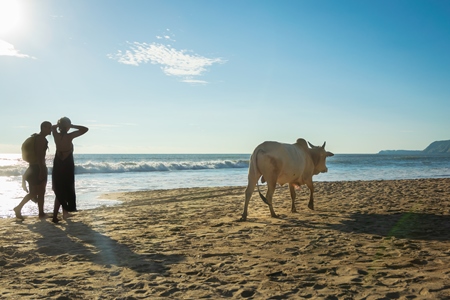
top-left (1, 178), bottom-right (450, 299)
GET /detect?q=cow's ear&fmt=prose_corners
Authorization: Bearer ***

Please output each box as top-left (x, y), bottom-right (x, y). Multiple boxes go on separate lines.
top-left (322, 141), bottom-right (326, 148)
top-left (326, 151), bottom-right (334, 157)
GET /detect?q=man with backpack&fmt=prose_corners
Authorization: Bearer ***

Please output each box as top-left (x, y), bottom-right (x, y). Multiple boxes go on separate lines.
top-left (14, 121), bottom-right (52, 220)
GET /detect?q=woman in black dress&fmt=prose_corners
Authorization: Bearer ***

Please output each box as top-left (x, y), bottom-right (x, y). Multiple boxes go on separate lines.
top-left (51, 117), bottom-right (88, 223)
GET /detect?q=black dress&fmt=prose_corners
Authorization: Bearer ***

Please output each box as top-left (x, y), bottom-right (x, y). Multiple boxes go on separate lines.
top-left (52, 152), bottom-right (77, 212)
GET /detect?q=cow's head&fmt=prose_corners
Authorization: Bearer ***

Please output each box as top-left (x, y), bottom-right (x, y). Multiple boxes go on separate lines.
top-left (308, 141), bottom-right (334, 175)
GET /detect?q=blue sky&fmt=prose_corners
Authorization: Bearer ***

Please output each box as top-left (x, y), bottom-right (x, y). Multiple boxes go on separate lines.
top-left (1, 0), bottom-right (449, 154)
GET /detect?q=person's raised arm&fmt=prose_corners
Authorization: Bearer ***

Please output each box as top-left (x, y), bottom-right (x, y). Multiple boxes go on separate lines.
top-left (69, 125), bottom-right (89, 139)
top-left (51, 124), bottom-right (59, 136)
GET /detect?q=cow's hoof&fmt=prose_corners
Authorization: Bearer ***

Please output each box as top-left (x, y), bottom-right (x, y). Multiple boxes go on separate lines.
top-left (308, 204), bottom-right (314, 210)
top-left (239, 216), bottom-right (247, 222)
top-left (271, 214), bottom-right (279, 219)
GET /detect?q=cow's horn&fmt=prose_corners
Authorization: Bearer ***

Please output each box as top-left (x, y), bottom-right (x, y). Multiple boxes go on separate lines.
top-left (322, 141), bottom-right (326, 148)
top-left (308, 141), bottom-right (315, 148)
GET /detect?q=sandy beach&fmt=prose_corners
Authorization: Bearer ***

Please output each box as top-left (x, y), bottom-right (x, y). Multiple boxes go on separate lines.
top-left (1, 178), bottom-right (450, 299)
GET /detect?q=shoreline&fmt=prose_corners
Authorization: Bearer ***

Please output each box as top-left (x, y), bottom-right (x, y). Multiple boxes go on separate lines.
top-left (1, 178), bottom-right (450, 299)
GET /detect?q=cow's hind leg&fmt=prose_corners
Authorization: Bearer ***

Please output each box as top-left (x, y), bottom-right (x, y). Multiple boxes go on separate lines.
top-left (241, 176), bottom-right (258, 221)
top-left (289, 183), bottom-right (297, 213)
top-left (266, 181), bottom-right (278, 218)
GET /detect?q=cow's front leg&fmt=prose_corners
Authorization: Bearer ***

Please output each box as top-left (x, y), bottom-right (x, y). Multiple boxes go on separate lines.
top-left (306, 180), bottom-right (314, 210)
top-left (266, 182), bottom-right (278, 218)
top-left (308, 193), bottom-right (314, 210)
top-left (289, 183), bottom-right (297, 213)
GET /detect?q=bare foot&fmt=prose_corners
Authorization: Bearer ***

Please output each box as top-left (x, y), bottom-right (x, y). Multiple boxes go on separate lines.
top-left (13, 207), bottom-right (24, 220)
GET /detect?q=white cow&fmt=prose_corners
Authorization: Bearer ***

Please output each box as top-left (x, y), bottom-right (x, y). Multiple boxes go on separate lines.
top-left (241, 138), bottom-right (333, 221)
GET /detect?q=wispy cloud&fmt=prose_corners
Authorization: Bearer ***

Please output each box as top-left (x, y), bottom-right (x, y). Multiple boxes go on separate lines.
top-left (0, 39), bottom-right (35, 59)
top-left (86, 121), bottom-right (138, 130)
top-left (156, 29), bottom-right (176, 42)
top-left (182, 78), bottom-right (209, 84)
top-left (108, 33), bottom-right (225, 84)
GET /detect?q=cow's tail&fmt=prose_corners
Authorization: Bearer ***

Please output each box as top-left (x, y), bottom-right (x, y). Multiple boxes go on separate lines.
top-left (257, 180), bottom-right (268, 205)
top-left (254, 149), bottom-right (269, 205)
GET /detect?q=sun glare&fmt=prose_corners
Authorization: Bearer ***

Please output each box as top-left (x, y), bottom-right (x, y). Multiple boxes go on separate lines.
top-left (0, 0), bottom-right (22, 35)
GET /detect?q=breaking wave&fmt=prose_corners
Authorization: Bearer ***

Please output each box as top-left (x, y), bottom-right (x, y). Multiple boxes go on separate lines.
top-left (74, 159), bottom-right (249, 174)
top-left (0, 159), bottom-right (250, 176)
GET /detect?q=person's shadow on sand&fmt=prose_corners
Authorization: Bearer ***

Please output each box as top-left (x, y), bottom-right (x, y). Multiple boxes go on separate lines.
top-left (27, 220), bottom-right (184, 274)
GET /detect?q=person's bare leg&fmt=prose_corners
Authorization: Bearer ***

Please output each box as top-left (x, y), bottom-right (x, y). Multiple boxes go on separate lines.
top-left (36, 182), bottom-right (46, 218)
top-left (14, 194), bottom-right (34, 220)
top-left (63, 209), bottom-right (70, 219)
top-left (15, 182), bottom-right (37, 220)
top-left (37, 196), bottom-right (45, 219)
top-left (52, 198), bottom-right (61, 223)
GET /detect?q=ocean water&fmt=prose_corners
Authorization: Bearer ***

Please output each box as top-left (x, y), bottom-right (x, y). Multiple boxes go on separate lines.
top-left (1, 153), bottom-right (450, 218)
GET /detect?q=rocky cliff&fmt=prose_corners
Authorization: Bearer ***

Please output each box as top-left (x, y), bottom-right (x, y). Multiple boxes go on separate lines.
top-left (423, 140), bottom-right (450, 153)
top-left (379, 140), bottom-right (450, 154)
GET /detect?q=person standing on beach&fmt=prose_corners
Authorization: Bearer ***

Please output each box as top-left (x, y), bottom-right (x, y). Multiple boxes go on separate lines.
top-left (14, 121), bottom-right (52, 220)
top-left (51, 117), bottom-right (88, 223)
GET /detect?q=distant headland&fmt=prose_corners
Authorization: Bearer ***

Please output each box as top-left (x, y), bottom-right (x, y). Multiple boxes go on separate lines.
top-left (378, 140), bottom-right (450, 155)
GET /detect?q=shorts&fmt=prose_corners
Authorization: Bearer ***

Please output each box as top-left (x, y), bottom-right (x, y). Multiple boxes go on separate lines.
top-left (25, 164), bottom-right (47, 186)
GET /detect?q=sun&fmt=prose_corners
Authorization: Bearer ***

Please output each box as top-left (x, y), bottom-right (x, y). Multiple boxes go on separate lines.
top-left (0, 0), bottom-right (22, 36)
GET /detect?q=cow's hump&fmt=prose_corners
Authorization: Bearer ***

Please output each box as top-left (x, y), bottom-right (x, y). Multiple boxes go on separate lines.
top-left (295, 138), bottom-right (308, 151)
